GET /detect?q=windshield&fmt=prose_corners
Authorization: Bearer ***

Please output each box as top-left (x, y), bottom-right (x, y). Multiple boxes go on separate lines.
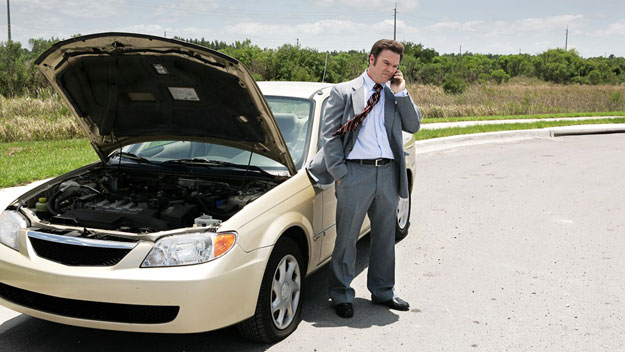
top-left (118, 96), bottom-right (313, 172)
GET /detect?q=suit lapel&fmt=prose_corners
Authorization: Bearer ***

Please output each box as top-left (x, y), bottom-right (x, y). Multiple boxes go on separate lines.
top-left (350, 83), bottom-right (365, 141)
top-left (351, 85), bottom-right (365, 119)
top-left (384, 87), bottom-right (394, 139)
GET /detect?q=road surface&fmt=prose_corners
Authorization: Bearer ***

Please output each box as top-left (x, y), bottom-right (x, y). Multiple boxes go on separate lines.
top-left (1, 133), bottom-right (624, 351)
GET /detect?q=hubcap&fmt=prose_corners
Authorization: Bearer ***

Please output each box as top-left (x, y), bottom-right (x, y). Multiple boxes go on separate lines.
top-left (396, 197), bottom-right (409, 229)
top-left (271, 254), bottom-right (301, 330)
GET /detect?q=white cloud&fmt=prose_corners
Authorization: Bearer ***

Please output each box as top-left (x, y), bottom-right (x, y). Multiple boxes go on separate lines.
top-left (511, 15), bottom-right (584, 32)
top-left (310, 0), bottom-right (419, 10)
top-left (153, 0), bottom-right (219, 18)
top-left (428, 15), bottom-right (583, 35)
top-left (595, 20), bottom-right (625, 36)
top-left (226, 20), bottom-right (367, 37)
top-left (226, 22), bottom-right (284, 36)
top-left (226, 18), bottom-right (417, 39)
top-left (297, 19), bottom-right (365, 35)
top-left (17, 0), bottom-right (124, 18)
top-left (427, 20), bottom-right (485, 32)
top-left (372, 19), bottom-right (419, 35)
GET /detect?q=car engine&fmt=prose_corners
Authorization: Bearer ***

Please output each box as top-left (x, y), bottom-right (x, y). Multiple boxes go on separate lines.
top-left (30, 168), bottom-right (278, 233)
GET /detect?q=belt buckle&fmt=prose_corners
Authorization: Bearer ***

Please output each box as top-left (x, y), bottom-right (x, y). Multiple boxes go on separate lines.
top-left (374, 158), bottom-right (383, 166)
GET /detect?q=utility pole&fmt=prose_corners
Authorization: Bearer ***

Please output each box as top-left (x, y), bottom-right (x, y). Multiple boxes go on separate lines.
top-left (459, 44), bottom-right (462, 56)
top-left (7, 0), bottom-right (11, 42)
top-left (296, 38), bottom-right (299, 47)
top-left (564, 25), bottom-right (568, 51)
top-left (393, 2), bottom-right (397, 40)
top-left (322, 51), bottom-right (328, 83)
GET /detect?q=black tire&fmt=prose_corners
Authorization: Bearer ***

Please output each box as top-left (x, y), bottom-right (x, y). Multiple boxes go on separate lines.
top-left (395, 196), bottom-right (411, 242)
top-left (237, 237), bottom-right (304, 343)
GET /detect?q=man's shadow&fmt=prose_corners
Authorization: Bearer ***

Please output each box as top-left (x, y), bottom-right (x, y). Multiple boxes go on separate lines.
top-left (300, 233), bottom-right (400, 329)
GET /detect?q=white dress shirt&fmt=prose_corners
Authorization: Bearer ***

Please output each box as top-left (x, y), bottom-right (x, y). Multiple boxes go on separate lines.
top-left (347, 71), bottom-right (407, 160)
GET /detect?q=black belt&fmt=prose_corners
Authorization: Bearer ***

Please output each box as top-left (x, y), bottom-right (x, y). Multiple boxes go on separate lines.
top-left (347, 158), bottom-right (392, 166)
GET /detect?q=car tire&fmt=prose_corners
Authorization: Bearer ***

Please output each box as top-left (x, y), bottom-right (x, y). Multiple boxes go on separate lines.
top-left (237, 237), bottom-right (304, 343)
top-left (395, 196), bottom-right (411, 242)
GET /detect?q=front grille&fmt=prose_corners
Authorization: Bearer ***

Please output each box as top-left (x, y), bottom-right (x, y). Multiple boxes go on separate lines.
top-left (28, 231), bottom-right (135, 266)
top-left (0, 283), bottom-right (179, 324)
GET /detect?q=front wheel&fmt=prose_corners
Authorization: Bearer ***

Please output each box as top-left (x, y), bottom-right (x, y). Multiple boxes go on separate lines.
top-left (237, 237), bottom-right (304, 343)
top-left (395, 196), bottom-right (411, 241)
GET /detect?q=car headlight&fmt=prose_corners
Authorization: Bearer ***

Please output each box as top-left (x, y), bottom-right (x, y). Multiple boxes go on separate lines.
top-left (0, 210), bottom-right (29, 251)
top-left (141, 231), bottom-right (236, 268)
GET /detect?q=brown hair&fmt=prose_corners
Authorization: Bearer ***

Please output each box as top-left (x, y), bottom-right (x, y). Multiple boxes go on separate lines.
top-left (369, 39), bottom-right (404, 62)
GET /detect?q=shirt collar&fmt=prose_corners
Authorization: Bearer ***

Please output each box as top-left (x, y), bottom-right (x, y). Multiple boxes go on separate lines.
top-left (362, 70), bottom-right (379, 92)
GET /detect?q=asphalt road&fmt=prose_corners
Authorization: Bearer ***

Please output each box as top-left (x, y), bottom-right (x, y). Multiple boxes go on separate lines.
top-left (1, 133), bottom-right (624, 351)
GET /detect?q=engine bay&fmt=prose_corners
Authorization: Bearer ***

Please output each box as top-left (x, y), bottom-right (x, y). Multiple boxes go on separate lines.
top-left (27, 167), bottom-right (280, 233)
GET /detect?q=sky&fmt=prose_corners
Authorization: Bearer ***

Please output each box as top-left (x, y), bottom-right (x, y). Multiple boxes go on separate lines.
top-left (2, 0), bottom-right (624, 58)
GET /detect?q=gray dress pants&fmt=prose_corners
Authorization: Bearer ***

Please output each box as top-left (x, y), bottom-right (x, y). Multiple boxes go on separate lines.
top-left (329, 160), bottom-right (399, 304)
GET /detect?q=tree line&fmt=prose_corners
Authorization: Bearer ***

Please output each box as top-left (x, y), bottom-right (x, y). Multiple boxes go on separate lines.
top-left (1, 36), bottom-right (624, 97)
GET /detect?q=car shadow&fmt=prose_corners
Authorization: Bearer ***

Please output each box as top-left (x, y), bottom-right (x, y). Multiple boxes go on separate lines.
top-left (0, 234), bottom-right (392, 351)
top-left (0, 314), bottom-right (269, 352)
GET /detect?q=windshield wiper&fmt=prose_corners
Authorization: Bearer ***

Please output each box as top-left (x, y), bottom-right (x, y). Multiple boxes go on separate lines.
top-left (162, 158), bottom-right (272, 176)
top-left (110, 151), bottom-right (154, 164)
top-left (162, 158), bottom-right (215, 165)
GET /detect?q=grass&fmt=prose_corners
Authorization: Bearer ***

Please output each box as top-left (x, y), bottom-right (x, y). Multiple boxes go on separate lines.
top-left (0, 92), bottom-right (80, 143)
top-left (2, 118), bottom-right (624, 188)
top-left (1, 82), bottom-right (624, 187)
top-left (0, 139), bottom-right (98, 187)
top-left (415, 117), bottom-right (625, 140)
top-left (409, 77), bottom-right (625, 118)
top-left (1, 82), bottom-right (625, 142)
top-left (422, 111), bottom-right (625, 123)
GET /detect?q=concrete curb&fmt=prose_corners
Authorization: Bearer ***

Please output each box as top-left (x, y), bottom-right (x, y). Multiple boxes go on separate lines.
top-left (414, 123), bottom-right (625, 155)
top-left (421, 115), bottom-right (624, 130)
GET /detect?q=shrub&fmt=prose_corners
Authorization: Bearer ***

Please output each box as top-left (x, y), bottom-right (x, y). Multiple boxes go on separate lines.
top-left (588, 70), bottom-right (601, 85)
top-left (491, 69), bottom-right (510, 84)
top-left (442, 75), bottom-right (467, 94)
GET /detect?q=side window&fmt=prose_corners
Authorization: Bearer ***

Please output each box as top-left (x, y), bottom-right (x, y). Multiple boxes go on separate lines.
top-left (265, 96), bottom-right (314, 169)
top-left (317, 96), bottom-right (331, 150)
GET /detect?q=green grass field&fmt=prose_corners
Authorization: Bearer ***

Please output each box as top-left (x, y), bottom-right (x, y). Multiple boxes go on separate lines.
top-left (2, 118), bottom-right (624, 188)
top-left (421, 111), bottom-right (625, 123)
top-left (1, 81), bottom-right (624, 188)
top-left (416, 117), bottom-right (625, 140)
top-left (0, 139), bottom-right (97, 187)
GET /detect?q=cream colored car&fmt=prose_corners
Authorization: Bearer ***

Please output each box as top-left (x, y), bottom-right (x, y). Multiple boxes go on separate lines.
top-left (0, 33), bottom-right (416, 342)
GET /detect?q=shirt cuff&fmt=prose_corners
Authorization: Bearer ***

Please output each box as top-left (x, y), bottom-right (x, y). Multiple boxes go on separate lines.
top-left (393, 89), bottom-right (408, 97)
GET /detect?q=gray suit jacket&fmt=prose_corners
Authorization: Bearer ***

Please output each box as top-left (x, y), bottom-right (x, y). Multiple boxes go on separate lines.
top-left (307, 75), bottom-right (421, 198)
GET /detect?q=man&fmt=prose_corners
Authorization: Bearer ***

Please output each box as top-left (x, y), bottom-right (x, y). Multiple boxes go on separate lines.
top-left (307, 39), bottom-right (421, 318)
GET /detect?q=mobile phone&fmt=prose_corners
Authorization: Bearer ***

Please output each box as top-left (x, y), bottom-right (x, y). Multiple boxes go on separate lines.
top-left (390, 69), bottom-right (399, 84)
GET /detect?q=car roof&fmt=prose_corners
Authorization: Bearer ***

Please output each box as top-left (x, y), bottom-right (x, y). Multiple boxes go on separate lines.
top-left (257, 81), bottom-right (333, 99)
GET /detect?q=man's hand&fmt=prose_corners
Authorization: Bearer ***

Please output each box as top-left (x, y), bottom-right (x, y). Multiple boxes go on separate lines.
top-left (390, 69), bottom-right (406, 94)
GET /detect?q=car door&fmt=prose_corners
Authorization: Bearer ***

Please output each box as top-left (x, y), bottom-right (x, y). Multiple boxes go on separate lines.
top-left (313, 93), bottom-right (370, 265)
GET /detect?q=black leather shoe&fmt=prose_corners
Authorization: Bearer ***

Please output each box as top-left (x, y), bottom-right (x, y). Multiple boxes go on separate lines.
top-left (375, 297), bottom-right (410, 311)
top-left (334, 303), bottom-right (354, 318)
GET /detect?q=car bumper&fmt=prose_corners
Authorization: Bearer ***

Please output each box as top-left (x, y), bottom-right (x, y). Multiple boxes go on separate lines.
top-left (0, 233), bottom-right (272, 333)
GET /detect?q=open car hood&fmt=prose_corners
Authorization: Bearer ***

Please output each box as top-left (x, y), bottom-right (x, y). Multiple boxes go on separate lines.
top-left (36, 33), bottom-right (296, 175)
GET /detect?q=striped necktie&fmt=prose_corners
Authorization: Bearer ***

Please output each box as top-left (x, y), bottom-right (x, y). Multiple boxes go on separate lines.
top-left (333, 83), bottom-right (383, 136)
